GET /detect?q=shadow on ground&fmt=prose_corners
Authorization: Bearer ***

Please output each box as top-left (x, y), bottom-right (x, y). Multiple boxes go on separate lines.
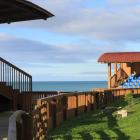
top-left (48, 99), bottom-right (131, 140)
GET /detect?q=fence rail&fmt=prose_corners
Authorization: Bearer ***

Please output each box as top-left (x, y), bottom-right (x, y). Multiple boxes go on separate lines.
top-left (0, 57), bottom-right (32, 92)
top-left (19, 91), bottom-right (59, 112)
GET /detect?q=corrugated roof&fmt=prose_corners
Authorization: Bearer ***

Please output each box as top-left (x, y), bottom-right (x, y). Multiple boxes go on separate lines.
top-left (0, 0), bottom-right (54, 24)
top-left (98, 52), bottom-right (140, 63)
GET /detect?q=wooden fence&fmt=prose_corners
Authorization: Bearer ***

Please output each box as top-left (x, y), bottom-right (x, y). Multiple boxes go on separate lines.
top-left (14, 88), bottom-right (140, 140)
top-left (18, 91), bottom-right (59, 112)
top-left (31, 88), bottom-right (140, 140)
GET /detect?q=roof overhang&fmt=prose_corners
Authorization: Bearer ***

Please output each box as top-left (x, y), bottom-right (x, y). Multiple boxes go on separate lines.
top-left (98, 52), bottom-right (140, 63)
top-left (0, 0), bottom-right (54, 24)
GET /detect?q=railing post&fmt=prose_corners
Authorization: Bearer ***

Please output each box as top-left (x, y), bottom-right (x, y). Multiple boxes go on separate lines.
top-left (29, 76), bottom-right (32, 92)
top-left (75, 95), bottom-right (78, 116)
top-left (52, 99), bottom-right (56, 128)
top-left (62, 96), bottom-right (67, 121)
top-left (84, 93), bottom-right (87, 112)
top-left (95, 92), bottom-right (99, 109)
top-left (19, 72), bottom-right (20, 92)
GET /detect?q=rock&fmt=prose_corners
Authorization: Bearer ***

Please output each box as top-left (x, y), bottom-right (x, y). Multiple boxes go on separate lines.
top-left (8, 110), bottom-right (33, 140)
top-left (117, 110), bottom-right (127, 118)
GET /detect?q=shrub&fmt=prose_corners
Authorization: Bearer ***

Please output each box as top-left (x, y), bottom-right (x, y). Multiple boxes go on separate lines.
top-left (124, 91), bottom-right (133, 111)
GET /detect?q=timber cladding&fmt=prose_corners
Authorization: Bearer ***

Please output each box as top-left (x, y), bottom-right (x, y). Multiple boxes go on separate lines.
top-left (31, 88), bottom-right (140, 140)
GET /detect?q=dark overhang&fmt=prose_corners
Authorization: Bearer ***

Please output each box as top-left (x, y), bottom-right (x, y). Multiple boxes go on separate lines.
top-left (0, 0), bottom-right (54, 24)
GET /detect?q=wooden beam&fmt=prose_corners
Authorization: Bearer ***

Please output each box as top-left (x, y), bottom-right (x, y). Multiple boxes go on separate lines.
top-left (114, 63), bottom-right (117, 75)
top-left (108, 63), bottom-right (111, 89)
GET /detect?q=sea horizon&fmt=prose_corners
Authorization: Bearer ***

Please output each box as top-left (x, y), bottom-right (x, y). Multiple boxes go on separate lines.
top-left (32, 81), bottom-right (107, 92)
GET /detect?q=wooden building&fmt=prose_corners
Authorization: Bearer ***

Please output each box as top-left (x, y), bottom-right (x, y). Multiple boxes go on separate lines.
top-left (98, 52), bottom-right (140, 89)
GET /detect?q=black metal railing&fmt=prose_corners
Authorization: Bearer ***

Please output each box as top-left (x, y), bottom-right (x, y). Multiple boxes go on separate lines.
top-left (0, 57), bottom-right (32, 92)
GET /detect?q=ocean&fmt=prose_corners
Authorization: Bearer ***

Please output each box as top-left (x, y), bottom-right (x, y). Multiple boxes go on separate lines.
top-left (32, 81), bottom-right (107, 92)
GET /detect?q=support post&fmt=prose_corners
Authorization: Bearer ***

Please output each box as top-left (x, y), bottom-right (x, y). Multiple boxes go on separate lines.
top-left (108, 63), bottom-right (111, 89)
top-left (114, 63), bottom-right (117, 75)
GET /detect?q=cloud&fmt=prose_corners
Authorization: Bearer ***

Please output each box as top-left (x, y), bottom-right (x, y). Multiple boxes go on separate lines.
top-left (108, 0), bottom-right (140, 6)
top-left (0, 33), bottom-right (129, 66)
top-left (0, 0), bottom-right (139, 81)
top-left (0, 33), bottom-right (13, 41)
top-left (82, 71), bottom-right (107, 75)
top-left (10, 0), bottom-right (140, 43)
top-left (0, 34), bottom-right (97, 64)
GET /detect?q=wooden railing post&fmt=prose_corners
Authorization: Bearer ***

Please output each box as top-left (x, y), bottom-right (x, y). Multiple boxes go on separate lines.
top-left (95, 92), bottom-right (99, 109)
top-left (85, 93), bottom-right (87, 112)
top-left (103, 90), bottom-right (107, 106)
top-left (51, 99), bottom-right (56, 128)
top-left (90, 93), bottom-right (94, 111)
top-left (75, 95), bottom-right (78, 116)
top-left (62, 96), bottom-right (67, 121)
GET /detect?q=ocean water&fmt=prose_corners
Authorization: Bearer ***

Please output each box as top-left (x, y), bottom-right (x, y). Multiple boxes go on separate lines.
top-left (33, 81), bottom-right (107, 92)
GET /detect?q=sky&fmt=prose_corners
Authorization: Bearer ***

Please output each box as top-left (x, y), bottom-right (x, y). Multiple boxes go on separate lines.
top-left (0, 0), bottom-right (140, 81)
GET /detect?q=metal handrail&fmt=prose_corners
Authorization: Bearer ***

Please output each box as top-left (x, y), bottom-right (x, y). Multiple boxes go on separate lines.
top-left (0, 57), bottom-right (32, 92)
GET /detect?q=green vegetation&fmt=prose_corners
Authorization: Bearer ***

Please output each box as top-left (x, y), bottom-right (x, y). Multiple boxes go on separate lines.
top-left (49, 97), bottom-right (140, 140)
top-left (124, 91), bottom-right (134, 111)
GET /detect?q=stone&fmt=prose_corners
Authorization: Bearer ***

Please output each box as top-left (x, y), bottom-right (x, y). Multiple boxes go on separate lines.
top-left (8, 110), bottom-right (33, 140)
top-left (117, 109), bottom-right (127, 118)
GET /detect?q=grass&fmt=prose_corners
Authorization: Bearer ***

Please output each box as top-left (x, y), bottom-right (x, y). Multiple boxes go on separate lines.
top-left (48, 97), bottom-right (140, 140)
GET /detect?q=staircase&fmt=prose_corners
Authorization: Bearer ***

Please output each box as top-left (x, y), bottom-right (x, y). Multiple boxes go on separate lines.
top-left (0, 57), bottom-right (32, 110)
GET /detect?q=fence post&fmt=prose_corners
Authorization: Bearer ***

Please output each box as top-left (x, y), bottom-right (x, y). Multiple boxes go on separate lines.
top-left (8, 110), bottom-right (33, 140)
top-left (75, 95), bottom-right (78, 116)
top-left (85, 93), bottom-right (87, 112)
top-left (90, 93), bottom-right (93, 111)
top-left (51, 99), bottom-right (56, 128)
top-left (103, 91), bottom-right (107, 106)
top-left (96, 92), bottom-right (99, 109)
top-left (62, 96), bottom-right (67, 121)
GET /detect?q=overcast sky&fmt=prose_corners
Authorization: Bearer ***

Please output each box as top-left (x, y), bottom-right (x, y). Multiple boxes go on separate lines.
top-left (0, 0), bottom-right (140, 81)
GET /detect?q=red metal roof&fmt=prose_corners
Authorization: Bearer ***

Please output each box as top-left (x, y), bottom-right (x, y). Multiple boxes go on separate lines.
top-left (98, 52), bottom-right (140, 63)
